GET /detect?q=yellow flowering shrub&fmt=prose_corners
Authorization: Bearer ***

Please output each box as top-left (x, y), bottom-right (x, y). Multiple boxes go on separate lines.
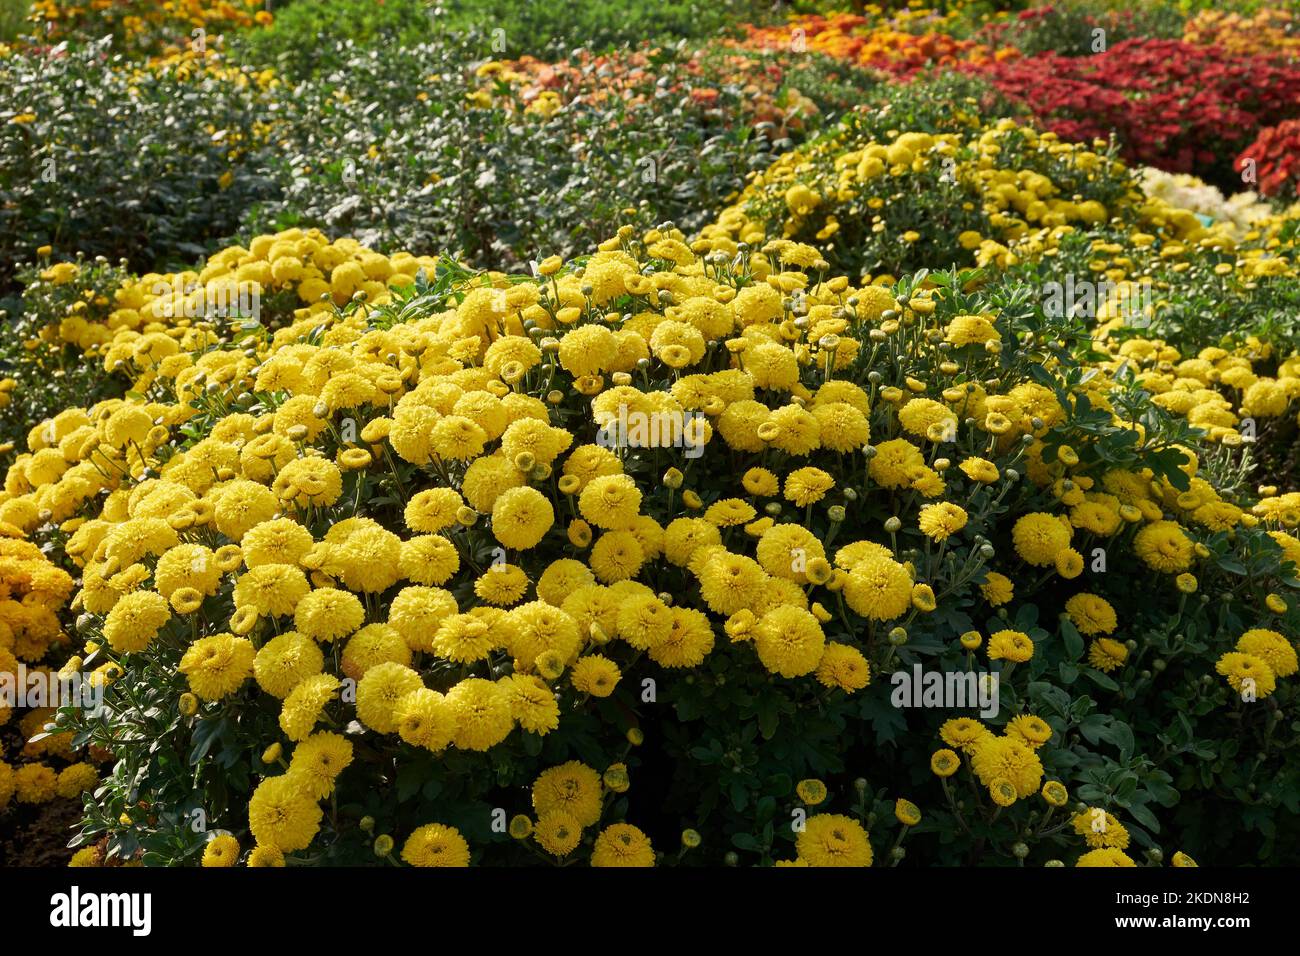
top-left (22, 0), bottom-right (272, 61)
top-left (703, 107), bottom-right (1300, 496)
top-left (0, 533), bottom-right (101, 856)
top-left (5, 0), bottom-right (1298, 876)
top-left (42, 229), bottom-right (447, 361)
top-left (7, 191), bottom-right (1293, 866)
top-left (1094, 337), bottom-right (1300, 448)
top-left (701, 118), bottom-right (1141, 280)
top-left (1183, 8), bottom-right (1300, 61)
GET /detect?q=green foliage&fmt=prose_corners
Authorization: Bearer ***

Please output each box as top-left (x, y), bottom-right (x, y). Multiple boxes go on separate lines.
top-left (233, 0), bottom-right (434, 79)
top-left (0, 0), bottom-right (26, 43)
top-left (241, 36), bottom-right (860, 270)
top-left (849, 72), bottom-right (1032, 139)
top-left (976, 0), bottom-right (1186, 57)
top-left (1, 33), bottom-right (873, 295)
top-left (0, 41), bottom-right (278, 292)
top-left (433, 0), bottom-right (773, 59)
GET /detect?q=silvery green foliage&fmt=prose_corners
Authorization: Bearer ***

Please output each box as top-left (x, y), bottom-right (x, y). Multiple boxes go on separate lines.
top-left (0, 39), bottom-right (279, 292)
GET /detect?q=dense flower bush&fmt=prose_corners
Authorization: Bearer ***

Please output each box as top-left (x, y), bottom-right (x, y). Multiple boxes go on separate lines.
top-left (1182, 8), bottom-right (1300, 62)
top-left (2, 0), bottom-right (1298, 871)
top-left (0, 535), bottom-right (100, 835)
top-left (740, 9), bottom-right (1017, 78)
top-left (19, 0), bottom-right (271, 59)
top-left (1237, 121), bottom-right (1300, 203)
top-left (491, 44), bottom-right (877, 142)
top-left (963, 39), bottom-right (1300, 188)
top-left (708, 106), bottom-right (1300, 458)
top-left (705, 117), bottom-right (1139, 281)
top-left (0, 254), bottom-right (136, 450)
top-left (3, 196), bottom-right (1293, 865)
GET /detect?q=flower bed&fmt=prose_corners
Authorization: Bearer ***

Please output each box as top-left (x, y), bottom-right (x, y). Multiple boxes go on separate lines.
top-left (487, 44), bottom-right (877, 142)
top-left (1183, 9), bottom-right (1300, 62)
top-left (0, 1), bottom-right (1298, 872)
top-left (962, 39), bottom-right (1300, 188)
top-left (1237, 121), bottom-right (1300, 202)
top-left (20, 0), bottom-right (271, 60)
top-left (739, 10), bottom-right (1017, 78)
top-left (2, 198), bottom-right (1293, 865)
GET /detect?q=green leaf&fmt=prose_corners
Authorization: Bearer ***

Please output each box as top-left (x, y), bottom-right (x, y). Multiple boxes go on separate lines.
top-left (1098, 721), bottom-right (1135, 759)
top-left (396, 758), bottom-right (428, 802)
top-left (1085, 668), bottom-right (1119, 692)
top-left (730, 780), bottom-right (750, 813)
top-left (757, 699), bottom-right (779, 741)
top-left (1217, 557), bottom-right (1247, 576)
top-left (188, 716), bottom-right (227, 766)
top-left (1126, 799), bottom-right (1161, 833)
top-left (1060, 619), bottom-right (1084, 661)
top-left (1078, 714), bottom-right (1107, 745)
top-left (860, 693), bottom-right (907, 746)
top-left (1014, 603), bottom-right (1040, 630)
top-left (769, 773), bottom-right (793, 797)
